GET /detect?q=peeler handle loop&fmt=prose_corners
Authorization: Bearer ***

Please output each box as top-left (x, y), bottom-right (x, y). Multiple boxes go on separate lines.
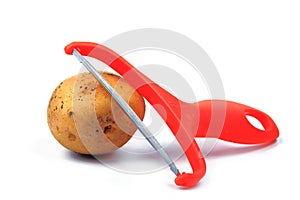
top-left (196, 100), bottom-right (279, 144)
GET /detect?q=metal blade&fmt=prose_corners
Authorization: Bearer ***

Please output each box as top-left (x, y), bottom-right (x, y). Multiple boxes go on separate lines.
top-left (72, 49), bottom-right (179, 176)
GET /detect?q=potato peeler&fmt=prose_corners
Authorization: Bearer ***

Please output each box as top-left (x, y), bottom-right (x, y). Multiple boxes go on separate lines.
top-left (65, 42), bottom-right (279, 187)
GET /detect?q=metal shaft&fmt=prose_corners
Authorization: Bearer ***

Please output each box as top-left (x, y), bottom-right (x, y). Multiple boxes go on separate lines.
top-left (73, 49), bottom-right (179, 176)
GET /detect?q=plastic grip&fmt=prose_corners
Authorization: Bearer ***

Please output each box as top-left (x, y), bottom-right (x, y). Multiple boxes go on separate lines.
top-left (196, 100), bottom-right (279, 144)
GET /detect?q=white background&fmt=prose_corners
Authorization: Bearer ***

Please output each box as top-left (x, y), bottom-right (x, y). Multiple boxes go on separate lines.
top-left (1, 0), bottom-right (299, 199)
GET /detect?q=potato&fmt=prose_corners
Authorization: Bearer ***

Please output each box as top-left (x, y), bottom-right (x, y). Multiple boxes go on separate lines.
top-left (47, 72), bottom-right (145, 155)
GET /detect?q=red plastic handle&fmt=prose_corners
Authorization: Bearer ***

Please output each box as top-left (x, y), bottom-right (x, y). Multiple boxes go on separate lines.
top-left (196, 100), bottom-right (279, 144)
top-left (64, 42), bottom-right (279, 187)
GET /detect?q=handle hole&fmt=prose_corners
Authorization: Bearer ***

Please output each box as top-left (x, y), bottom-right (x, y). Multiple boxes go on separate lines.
top-left (246, 115), bottom-right (265, 131)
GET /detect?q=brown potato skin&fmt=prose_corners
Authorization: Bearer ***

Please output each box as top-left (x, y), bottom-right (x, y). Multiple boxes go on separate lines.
top-left (47, 72), bottom-right (145, 155)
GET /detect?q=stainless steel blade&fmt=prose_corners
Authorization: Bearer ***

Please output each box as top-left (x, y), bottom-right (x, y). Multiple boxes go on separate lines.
top-left (72, 49), bottom-right (179, 176)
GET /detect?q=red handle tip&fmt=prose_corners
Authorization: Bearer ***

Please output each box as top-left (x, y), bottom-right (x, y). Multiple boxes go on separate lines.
top-left (64, 42), bottom-right (76, 55)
